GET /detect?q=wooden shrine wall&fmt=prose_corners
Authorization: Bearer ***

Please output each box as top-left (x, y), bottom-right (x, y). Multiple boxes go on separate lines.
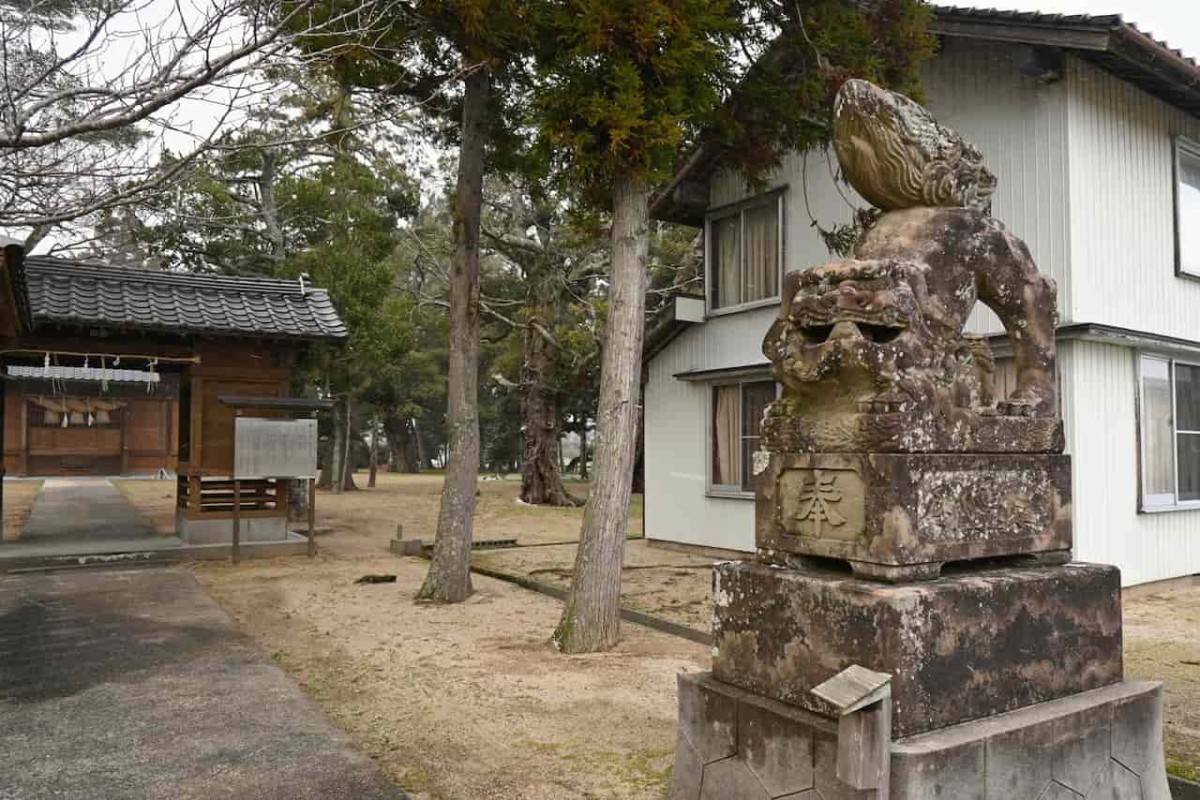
top-left (180, 340), bottom-right (294, 477)
top-left (3, 383), bottom-right (179, 476)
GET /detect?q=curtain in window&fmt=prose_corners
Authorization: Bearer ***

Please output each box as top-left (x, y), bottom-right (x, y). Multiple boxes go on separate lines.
top-left (713, 385), bottom-right (740, 487)
top-left (1141, 357), bottom-right (1174, 501)
top-left (1180, 146), bottom-right (1200, 273)
top-left (712, 215), bottom-right (741, 309)
top-left (742, 201), bottom-right (778, 304)
top-left (740, 382), bottom-right (776, 491)
top-left (1176, 364), bottom-right (1200, 501)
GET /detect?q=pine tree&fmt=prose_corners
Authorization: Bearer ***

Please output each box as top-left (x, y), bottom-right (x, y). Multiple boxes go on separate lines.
top-left (535, 0), bottom-right (933, 653)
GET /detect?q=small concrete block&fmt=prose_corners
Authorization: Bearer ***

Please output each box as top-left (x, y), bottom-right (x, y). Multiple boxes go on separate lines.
top-left (668, 731), bottom-right (703, 800)
top-left (739, 694), bottom-right (815, 796)
top-left (1111, 685), bottom-right (1162, 775)
top-left (889, 738), bottom-right (984, 800)
top-left (1039, 781), bottom-right (1084, 799)
top-left (389, 538), bottom-right (423, 556)
top-left (985, 713), bottom-right (1054, 798)
top-left (813, 737), bottom-right (872, 800)
top-left (1083, 759), bottom-right (1142, 800)
top-left (701, 757), bottom-right (770, 800)
top-left (678, 673), bottom-right (738, 764)
top-left (1052, 703), bottom-right (1113, 795)
top-left (776, 793), bottom-right (819, 800)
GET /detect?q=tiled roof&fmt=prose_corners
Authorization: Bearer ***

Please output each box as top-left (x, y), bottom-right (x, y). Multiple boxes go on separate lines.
top-left (23, 258), bottom-right (348, 341)
top-left (932, 6), bottom-right (1196, 69)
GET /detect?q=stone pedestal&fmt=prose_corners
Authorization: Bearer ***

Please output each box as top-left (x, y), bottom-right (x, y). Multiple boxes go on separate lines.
top-left (755, 452), bottom-right (1072, 581)
top-left (712, 561), bottom-right (1122, 738)
top-left (670, 672), bottom-right (1171, 800)
top-left (176, 507), bottom-right (288, 544)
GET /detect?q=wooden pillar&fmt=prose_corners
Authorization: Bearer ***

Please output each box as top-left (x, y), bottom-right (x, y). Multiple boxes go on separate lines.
top-left (307, 478), bottom-right (316, 558)
top-left (232, 479), bottom-right (241, 564)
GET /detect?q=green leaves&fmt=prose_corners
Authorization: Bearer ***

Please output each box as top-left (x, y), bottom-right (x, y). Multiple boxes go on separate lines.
top-left (533, 0), bottom-right (738, 203)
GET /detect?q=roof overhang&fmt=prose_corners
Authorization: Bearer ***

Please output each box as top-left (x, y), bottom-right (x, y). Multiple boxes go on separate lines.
top-left (219, 395), bottom-right (334, 412)
top-left (650, 5), bottom-right (1200, 227)
top-left (1, 243), bottom-right (32, 338)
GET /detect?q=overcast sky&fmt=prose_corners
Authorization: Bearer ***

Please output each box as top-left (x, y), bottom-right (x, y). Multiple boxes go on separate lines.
top-left (977, 0), bottom-right (1200, 62)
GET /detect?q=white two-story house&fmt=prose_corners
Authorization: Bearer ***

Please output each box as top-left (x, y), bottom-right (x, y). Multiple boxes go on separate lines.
top-left (643, 6), bottom-right (1200, 587)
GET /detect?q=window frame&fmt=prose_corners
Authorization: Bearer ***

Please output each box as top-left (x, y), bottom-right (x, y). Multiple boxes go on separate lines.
top-left (1173, 136), bottom-right (1200, 281)
top-left (1137, 351), bottom-right (1200, 512)
top-left (704, 188), bottom-right (786, 316)
top-left (706, 376), bottom-right (778, 500)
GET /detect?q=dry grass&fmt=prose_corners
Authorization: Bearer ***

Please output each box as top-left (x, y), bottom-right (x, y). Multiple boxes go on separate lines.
top-left (1, 479), bottom-right (43, 541)
top-left (114, 472), bottom-right (1200, 791)
top-left (1124, 583), bottom-right (1200, 779)
top-left (112, 478), bottom-right (178, 534)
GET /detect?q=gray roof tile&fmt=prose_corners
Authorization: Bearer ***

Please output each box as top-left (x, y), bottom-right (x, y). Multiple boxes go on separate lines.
top-left (24, 258), bottom-right (348, 341)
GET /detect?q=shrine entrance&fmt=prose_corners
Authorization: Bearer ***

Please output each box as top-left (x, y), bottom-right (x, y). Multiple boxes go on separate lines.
top-left (0, 247), bottom-right (345, 568)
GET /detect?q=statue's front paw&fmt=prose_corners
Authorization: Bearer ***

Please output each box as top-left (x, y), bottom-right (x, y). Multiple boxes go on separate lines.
top-left (996, 399), bottom-right (1036, 417)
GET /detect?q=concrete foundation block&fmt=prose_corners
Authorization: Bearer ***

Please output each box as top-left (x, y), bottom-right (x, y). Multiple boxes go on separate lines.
top-left (712, 560), bottom-right (1123, 737)
top-left (671, 673), bottom-right (856, 800)
top-left (890, 682), bottom-right (1170, 800)
top-left (176, 509), bottom-right (288, 544)
top-left (389, 538), bottom-right (423, 556)
top-left (669, 675), bottom-right (1169, 800)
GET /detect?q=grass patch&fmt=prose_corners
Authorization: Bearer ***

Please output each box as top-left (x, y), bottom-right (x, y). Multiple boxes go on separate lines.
top-left (1169, 759), bottom-right (1200, 783)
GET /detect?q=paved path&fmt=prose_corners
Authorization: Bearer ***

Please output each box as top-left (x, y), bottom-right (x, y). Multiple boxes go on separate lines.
top-left (21, 477), bottom-right (158, 542)
top-left (0, 566), bottom-right (406, 799)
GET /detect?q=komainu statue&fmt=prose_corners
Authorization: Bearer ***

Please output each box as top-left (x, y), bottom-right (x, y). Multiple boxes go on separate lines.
top-left (762, 79), bottom-right (1060, 455)
top-left (756, 78), bottom-right (1070, 579)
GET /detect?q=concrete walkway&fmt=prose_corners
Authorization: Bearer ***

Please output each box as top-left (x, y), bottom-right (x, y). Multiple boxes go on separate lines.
top-left (21, 476), bottom-right (159, 544)
top-left (0, 566), bottom-right (406, 799)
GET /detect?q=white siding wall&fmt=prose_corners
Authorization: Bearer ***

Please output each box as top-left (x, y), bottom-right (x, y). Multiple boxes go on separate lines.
top-left (923, 40), bottom-right (1072, 334)
top-left (1066, 57), bottom-right (1200, 338)
top-left (1061, 339), bottom-right (1200, 586)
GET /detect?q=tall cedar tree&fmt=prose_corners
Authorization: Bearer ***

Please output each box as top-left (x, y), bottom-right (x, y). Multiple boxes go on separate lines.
top-left (295, 0), bottom-right (530, 601)
top-left (535, 0), bottom-right (933, 653)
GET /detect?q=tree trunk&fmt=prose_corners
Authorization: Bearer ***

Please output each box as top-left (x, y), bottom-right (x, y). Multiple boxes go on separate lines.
top-left (368, 422), bottom-right (378, 488)
top-left (418, 65), bottom-right (488, 603)
top-left (328, 396), bottom-right (346, 495)
top-left (630, 402), bottom-right (645, 495)
top-left (519, 260), bottom-right (581, 507)
top-left (553, 174), bottom-right (648, 653)
top-left (386, 415), bottom-right (421, 473)
top-left (339, 396), bottom-right (358, 492)
top-left (578, 425), bottom-right (589, 480)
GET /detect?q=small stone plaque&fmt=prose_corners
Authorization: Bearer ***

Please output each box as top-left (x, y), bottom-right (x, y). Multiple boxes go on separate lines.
top-left (778, 467), bottom-right (865, 541)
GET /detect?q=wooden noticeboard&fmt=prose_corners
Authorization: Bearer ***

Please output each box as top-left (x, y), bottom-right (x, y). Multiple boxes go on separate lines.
top-left (233, 417), bottom-right (318, 479)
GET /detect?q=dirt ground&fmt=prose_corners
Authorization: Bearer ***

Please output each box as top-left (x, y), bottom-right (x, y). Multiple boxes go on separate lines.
top-left (474, 543), bottom-right (714, 633)
top-left (2, 479), bottom-right (43, 541)
top-left (112, 478), bottom-right (177, 534)
top-left (195, 555), bottom-right (707, 800)
top-left (1124, 583), bottom-right (1200, 781)
top-left (115, 472), bottom-right (1200, 791)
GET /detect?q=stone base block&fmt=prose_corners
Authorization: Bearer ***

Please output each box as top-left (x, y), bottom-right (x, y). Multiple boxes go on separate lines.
top-left (389, 537), bottom-right (424, 556)
top-left (669, 672), bottom-right (1170, 800)
top-left (890, 680), bottom-right (1170, 800)
top-left (755, 452), bottom-right (1072, 580)
top-left (713, 561), bottom-right (1122, 737)
top-left (176, 508), bottom-right (288, 544)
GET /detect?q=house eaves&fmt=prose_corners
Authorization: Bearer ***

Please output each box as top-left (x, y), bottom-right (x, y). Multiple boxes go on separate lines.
top-left (650, 5), bottom-right (1200, 227)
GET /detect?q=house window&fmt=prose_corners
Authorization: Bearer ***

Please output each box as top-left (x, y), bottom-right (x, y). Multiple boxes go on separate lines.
top-left (1138, 354), bottom-right (1200, 509)
top-left (1175, 137), bottom-right (1200, 278)
top-left (707, 192), bottom-right (783, 311)
top-left (711, 380), bottom-right (776, 493)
